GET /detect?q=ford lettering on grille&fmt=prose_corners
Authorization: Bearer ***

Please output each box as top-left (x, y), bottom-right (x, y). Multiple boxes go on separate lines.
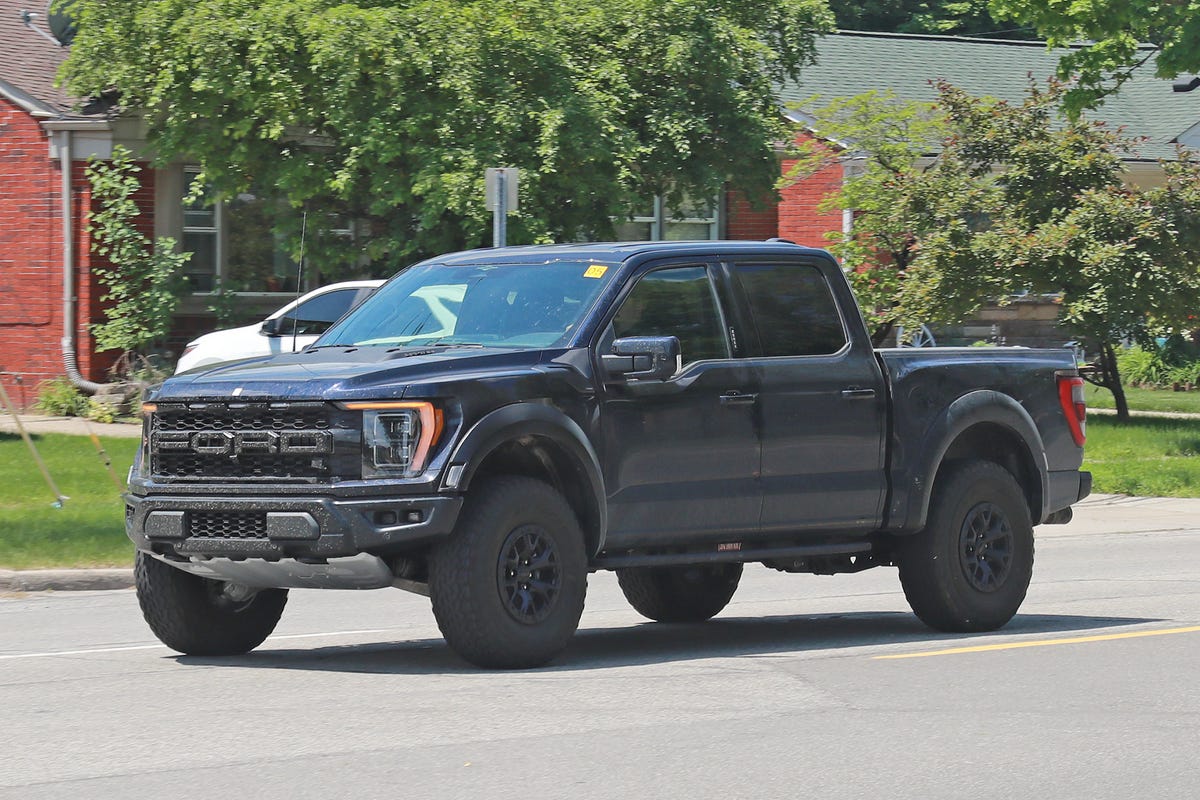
top-left (154, 430), bottom-right (334, 457)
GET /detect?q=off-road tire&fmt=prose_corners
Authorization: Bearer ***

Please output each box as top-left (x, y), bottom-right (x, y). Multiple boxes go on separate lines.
top-left (429, 476), bottom-right (588, 669)
top-left (616, 563), bottom-right (743, 623)
top-left (134, 552), bottom-right (288, 656)
top-left (897, 460), bottom-right (1034, 632)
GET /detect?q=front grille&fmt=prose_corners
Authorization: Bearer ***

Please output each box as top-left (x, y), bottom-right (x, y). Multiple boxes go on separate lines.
top-left (190, 511), bottom-right (267, 539)
top-left (149, 402), bottom-right (352, 482)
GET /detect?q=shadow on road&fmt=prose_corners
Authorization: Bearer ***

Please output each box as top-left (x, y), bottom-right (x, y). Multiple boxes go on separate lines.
top-left (177, 611), bottom-right (1158, 674)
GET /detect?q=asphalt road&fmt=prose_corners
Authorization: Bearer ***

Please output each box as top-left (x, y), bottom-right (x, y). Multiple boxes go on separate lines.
top-left (3, 496), bottom-right (1199, 799)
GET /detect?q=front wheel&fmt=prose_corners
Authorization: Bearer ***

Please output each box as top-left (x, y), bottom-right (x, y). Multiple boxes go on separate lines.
top-left (897, 460), bottom-right (1034, 632)
top-left (429, 476), bottom-right (588, 669)
top-left (135, 552), bottom-right (288, 655)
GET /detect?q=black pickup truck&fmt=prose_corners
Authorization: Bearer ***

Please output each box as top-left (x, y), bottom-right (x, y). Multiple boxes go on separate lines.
top-left (128, 241), bottom-right (1091, 668)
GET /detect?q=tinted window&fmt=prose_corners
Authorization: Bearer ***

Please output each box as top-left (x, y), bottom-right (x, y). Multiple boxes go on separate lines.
top-left (735, 264), bottom-right (846, 357)
top-left (282, 288), bottom-right (360, 336)
top-left (611, 266), bottom-right (727, 364)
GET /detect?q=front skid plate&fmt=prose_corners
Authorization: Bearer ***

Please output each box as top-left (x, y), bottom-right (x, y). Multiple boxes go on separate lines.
top-left (154, 551), bottom-right (395, 590)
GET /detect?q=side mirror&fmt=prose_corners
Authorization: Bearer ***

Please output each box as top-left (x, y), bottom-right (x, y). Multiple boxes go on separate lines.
top-left (602, 336), bottom-right (681, 382)
top-left (260, 317), bottom-right (284, 336)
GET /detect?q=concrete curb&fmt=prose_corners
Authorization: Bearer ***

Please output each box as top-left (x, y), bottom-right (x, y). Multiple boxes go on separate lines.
top-left (0, 568), bottom-right (134, 593)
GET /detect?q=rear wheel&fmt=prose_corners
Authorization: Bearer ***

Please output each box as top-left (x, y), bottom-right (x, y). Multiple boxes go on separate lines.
top-left (616, 563), bottom-right (743, 623)
top-left (134, 552), bottom-right (288, 655)
top-left (429, 476), bottom-right (588, 669)
top-left (897, 460), bottom-right (1034, 632)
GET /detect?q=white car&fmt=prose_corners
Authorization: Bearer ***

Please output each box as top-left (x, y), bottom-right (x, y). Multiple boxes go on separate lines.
top-left (175, 281), bottom-right (384, 373)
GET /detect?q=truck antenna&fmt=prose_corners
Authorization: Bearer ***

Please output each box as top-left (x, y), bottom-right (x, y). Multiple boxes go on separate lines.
top-left (291, 208), bottom-right (307, 354)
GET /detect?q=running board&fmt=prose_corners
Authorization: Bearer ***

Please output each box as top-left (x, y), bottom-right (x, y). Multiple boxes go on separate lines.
top-left (590, 541), bottom-right (873, 571)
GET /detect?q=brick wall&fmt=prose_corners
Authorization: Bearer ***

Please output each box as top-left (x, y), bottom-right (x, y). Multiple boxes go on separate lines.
top-left (0, 97), bottom-right (62, 407)
top-left (722, 132), bottom-right (846, 248)
top-left (778, 132), bottom-right (844, 248)
top-left (0, 97), bottom-right (155, 406)
top-left (724, 189), bottom-right (778, 240)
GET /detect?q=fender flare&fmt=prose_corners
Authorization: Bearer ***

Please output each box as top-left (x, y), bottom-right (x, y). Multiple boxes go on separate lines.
top-left (443, 403), bottom-right (607, 555)
top-left (891, 390), bottom-right (1049, 533)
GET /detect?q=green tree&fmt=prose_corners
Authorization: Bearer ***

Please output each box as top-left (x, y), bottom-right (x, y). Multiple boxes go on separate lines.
top-left (63, 0), bottom-right (832, 274)
top-left (833, 0), bottom-right (1020, 38)
top-left (86, 146), bottom-right (191, 368)
top-left (792, 82), bottom-right (1200, 420)
top-left (989, 0), bottom-right (1200, 113)
top-left (789, 91), bottom-right (962, 342)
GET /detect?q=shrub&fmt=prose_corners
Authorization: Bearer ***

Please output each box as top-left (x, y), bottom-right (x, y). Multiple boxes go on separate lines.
top-left (1115, 346), bottom-right (1170, 387)
top-left (34, 378), bottom-right (89, 417)
top-left (84, 398), bottom-right (118, 424)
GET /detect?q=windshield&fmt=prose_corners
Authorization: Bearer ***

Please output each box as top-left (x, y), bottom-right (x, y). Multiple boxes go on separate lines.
top-left (316, 260), bottom-right (618, 349)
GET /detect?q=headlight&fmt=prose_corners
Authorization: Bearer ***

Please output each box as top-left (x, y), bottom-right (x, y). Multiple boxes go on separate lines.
top-left (343, 401), bottom-right (443, 478)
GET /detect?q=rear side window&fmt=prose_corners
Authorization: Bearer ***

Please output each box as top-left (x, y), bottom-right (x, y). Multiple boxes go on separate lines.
top-left (611, 265), bottom-right (728, 364)
top-left (733, 263), bottom-right (846, 357)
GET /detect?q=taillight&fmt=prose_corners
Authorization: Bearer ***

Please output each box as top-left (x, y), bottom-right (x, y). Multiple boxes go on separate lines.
top-left (1057, 374), bottom-right (1087, 447)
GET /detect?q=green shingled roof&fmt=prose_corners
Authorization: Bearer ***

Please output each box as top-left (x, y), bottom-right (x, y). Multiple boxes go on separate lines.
top-left (780, 31), bottom-right (1200, 161)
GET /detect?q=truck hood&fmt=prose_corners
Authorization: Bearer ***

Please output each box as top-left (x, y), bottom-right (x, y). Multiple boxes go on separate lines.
top-left (154, 345), bottom-right (553, 401)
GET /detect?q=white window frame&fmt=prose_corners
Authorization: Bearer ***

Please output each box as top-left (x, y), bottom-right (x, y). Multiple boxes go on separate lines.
top-left (619, 194), bottom-right (721, 241)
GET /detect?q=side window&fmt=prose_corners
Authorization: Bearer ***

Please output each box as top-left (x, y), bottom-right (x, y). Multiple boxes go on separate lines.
top-left (734, 263), bottom-right (846, 357)
top-left (283, 289), bottom-right (359, 336)
top-left (610, 265), bottom-right (728, 364)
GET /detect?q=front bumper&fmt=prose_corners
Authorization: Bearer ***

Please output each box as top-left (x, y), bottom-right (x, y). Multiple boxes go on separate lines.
top-left (125, 492), bottom-right (463, 561)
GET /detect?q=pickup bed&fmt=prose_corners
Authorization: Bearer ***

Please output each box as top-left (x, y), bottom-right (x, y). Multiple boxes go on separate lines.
top-left (127, 241), bottom-right (1091, 668)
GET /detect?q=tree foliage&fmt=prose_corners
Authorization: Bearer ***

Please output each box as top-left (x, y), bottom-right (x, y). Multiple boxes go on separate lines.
top-left (792, 82), bottom-right (1200, 419)
top-left (833, 0), bottom-right (1019, 39)
top-left (989, 0), bottom-right (1200, 113)
top-left (86, 146), bottom-right (191, 363)
top-left (63, 0), bottom-right (832, 275)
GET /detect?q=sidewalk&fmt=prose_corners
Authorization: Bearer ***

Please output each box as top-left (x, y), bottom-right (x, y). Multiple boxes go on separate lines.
top-left (0, 413), bottom-right (143, 439)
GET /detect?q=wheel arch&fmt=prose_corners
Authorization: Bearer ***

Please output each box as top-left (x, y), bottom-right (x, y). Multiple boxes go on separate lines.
top-left (443, 403), bottom-right (607, 556)
top-left (893, 390), bottom-right (1049, 533)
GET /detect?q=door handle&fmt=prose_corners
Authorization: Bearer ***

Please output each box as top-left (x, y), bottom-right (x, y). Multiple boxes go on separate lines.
top-left (719, 392), bottom-right (758, 406)
top-left (841, 388), bottom-right (877, 399)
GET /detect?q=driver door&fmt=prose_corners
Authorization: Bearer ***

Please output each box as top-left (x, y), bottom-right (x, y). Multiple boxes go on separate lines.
top-left (597, 262), bottom-right (761, 548)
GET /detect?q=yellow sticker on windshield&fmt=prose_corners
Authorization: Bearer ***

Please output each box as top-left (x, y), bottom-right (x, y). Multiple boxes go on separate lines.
top-left (584, 265), bottom-right (608, 279)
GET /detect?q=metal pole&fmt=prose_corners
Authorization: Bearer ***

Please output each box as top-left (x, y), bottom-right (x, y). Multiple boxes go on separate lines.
top-left (79, 416), bottom-right (126, 495)
top-left (0, 380), bottom-right (68, 508)
top-left (493, 169), bottom-right (506, 248)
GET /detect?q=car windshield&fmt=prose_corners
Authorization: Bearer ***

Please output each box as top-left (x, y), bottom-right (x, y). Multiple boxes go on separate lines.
top-left (316, 260), bottom-right (618, 349)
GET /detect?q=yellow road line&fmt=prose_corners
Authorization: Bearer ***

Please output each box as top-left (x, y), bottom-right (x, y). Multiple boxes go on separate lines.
top-left (874, 625), bottom-right (1200, 660)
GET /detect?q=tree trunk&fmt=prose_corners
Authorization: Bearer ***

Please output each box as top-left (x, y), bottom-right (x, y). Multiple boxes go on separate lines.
top-left (1099, 342), bottom-right (1130, 422)
top-left (870, 321), bottom-right (895, 348)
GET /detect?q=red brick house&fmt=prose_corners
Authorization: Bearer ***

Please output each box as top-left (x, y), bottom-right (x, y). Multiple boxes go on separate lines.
top-left (4, 19), bottom-right (1199, 401)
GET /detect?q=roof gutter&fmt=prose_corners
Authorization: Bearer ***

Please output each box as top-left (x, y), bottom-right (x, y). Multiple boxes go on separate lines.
top-left (56, 128), bottom-right (104, 394)
top-left (0, 77), bottom-right (59, 118)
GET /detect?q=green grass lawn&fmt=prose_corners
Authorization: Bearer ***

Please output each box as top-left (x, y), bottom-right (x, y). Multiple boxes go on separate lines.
top-left (1084, 416), bottom-right (1200, 498)
top-left (0, 432), bottom-right (138, 569)
top-left (0, 411), bottom-right (1197, 569)
top-left (1085, 384), bottom-right (1200, 414)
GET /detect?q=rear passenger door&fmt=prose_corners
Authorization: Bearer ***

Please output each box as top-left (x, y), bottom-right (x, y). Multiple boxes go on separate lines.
top-left (728, 259), bottom-right (888, 533)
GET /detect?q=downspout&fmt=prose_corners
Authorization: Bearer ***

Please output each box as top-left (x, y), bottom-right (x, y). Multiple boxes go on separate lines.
top-left (59, 128), bottom-right (104, 394)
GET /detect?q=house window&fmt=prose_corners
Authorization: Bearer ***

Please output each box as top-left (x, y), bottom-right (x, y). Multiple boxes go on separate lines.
top-left (614, 194), bottom-right (719, 241)
top-left (180, 169), bottom-right (354, 294)
top-left (182, 170), bottom-right (219, 293)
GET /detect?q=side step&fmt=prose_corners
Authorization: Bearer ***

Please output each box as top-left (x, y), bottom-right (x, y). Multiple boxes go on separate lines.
top-left (591, 540), bottom-right (874, 571)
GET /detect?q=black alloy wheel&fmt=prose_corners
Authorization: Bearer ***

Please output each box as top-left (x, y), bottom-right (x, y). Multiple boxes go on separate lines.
top-left (497, 525), bottom-right (562, 625)
top-left (958, 502), bottom-right (1014, 592)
